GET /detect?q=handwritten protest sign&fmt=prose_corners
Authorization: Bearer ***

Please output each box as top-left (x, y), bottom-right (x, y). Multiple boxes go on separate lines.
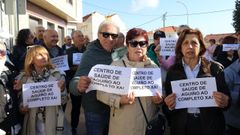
top-left (73, 53), bottom-right (83, 65)
top-left (51, 55), bottom-right (69, 71)
top-left (87, 64), bottom-right (162, 97)
top-left (22, 81), bottom-right (61, 108)
top-left (222, 44), bottom-right (240, 51)
top-left (160, 38), bottom-right (177, 56)
top-left (171, 77), bottom-right (217, 109)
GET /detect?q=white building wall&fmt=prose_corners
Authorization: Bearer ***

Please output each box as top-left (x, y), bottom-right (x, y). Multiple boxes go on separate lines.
top-left (78, 12), bottom-right (105, 41)
top-left (18, 14), bottom-right (30, 29)
top-left (78, 12), bottom-right (127, 42)
top-left (109, 15), bottom-right (128, 35)
top-left (76, 0), bottom-right (83, 22)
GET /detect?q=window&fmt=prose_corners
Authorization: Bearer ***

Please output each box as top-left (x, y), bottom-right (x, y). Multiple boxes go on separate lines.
top-left (67, 28), bottom-right (74, 36)
top-left (58, 26), bottom-right (64, 46)
top-left (29, 16), bottom-right (42, 33)
top-left (47, 22), bottom-right (55, 29)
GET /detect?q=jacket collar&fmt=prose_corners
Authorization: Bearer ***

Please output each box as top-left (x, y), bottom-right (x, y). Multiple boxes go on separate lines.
top-left (121, 55), bottom-right (153, 68)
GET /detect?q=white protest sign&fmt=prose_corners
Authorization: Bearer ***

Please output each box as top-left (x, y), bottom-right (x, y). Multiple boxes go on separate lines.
top-left (22, 81), bottom-right (61, 108)
top-left (222, 44), bottom-right (240, 51)
top-left (51, 55), bottom-right (69, 71)
top-left (130, 68), bottom-right (162, 97)
top-left (87, 64), bottom-right (162, 97)
top-left (160, 38), bottom-right (177, 56)
top-left (171, 77), bottom-right (217, 109)
top-left (87, 65), bottom-right (130, 95)
top-left (73, 53), bottom-right (83, 65)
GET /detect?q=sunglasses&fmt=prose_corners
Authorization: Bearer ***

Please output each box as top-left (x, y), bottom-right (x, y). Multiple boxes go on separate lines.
top-left (128, 40), bottom-right (148, 48)
top-left (0, 50), bottom-right (6, 56)
top-left (100, 32), bottom-right (118, 39)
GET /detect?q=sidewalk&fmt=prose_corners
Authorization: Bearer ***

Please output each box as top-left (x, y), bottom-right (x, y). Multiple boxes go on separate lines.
top-left (63, 98), bottom-right (86, 135)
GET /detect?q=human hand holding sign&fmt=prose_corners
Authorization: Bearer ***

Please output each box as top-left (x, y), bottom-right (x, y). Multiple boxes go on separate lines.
top-left (151, 91), bottom-right (163, 104)
top-left (20, 105), bottom-right (29, 114)
top-left (77, 76), bottom-right (91, 93)
top-left (120, 91), bottom-right (135, 105)
top-left (164, 93), bottom-right (176, 110)
top-left (58, 80), bottom-right (65, 92)
top-left (213, 91), bottom-right (229, 108)
top-left (154, 44), bottom-right (161, 56)
top-left (13, 80), bottom-right (22, 90)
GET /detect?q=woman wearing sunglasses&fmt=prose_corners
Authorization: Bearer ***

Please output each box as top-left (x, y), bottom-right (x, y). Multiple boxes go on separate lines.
top-left (97, 28), bottom-right (163, 135)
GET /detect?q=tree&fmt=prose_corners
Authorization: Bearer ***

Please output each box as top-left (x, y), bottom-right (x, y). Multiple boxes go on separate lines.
top-left (233, 0), bottom-right (240, 33)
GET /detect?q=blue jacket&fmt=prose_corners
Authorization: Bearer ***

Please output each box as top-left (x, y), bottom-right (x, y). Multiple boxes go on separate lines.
top-left (224, 59), bottom-right (240, 129)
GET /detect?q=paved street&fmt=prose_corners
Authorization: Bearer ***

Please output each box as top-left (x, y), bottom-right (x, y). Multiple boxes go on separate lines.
top-left (63, 97), bottom-right (86, 135)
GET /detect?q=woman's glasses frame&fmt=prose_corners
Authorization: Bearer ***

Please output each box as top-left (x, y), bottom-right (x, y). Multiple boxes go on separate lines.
top-left (128, 40), bottom-right (148, 48)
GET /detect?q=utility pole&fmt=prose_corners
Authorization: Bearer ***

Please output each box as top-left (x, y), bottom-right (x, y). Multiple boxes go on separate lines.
top-left (163, 12), bottom-right (167, 30)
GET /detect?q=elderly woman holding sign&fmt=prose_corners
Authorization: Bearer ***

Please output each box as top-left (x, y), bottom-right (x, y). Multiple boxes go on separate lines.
top-left (164, 29), bottom-right (230, 135)
top-left (97, 28), bottom-right (163, 135)
top-left (14, 45), bottom-right (67, 135)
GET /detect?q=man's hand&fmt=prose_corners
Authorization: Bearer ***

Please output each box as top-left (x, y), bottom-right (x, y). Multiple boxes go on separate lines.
top-left (77, 76), bottom-right (91, 93)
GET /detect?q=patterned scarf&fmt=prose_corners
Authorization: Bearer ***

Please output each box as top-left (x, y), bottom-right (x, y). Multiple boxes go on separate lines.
top-left (31, 68), bottom-right (50, 82)
top-left (31, 68), bottom-right (51, 122)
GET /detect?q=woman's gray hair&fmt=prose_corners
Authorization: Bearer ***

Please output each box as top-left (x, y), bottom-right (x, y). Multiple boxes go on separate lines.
top-left (97, 20), bottom-right (120, 34)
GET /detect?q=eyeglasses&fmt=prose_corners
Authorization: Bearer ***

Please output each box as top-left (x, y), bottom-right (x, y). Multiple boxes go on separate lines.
top-left (0, 50), bottom-right (6, 56)
top-left (100, 32), bottom-right (118, 39)
top-left (128, 40), bottom-right (148, 48)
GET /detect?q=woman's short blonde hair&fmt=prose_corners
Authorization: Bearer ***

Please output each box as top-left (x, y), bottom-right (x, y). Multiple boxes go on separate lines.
top-left (24, 45), bottom-right (54, 76)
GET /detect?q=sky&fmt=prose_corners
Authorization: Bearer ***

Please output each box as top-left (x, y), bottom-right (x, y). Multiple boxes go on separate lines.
top-left (82, 0), bottom-right (236, 36)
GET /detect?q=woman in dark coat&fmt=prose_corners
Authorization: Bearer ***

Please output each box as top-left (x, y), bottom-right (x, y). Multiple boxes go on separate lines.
top-left (164, 29), bottom-right (230, 135)
top-left (12, 29), bottom-right (34, 72)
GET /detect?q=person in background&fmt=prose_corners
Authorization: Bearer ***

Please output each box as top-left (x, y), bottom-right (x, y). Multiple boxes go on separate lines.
top-left (224, 46), bottom-right (240, 135)
top-left (111, 32), bottom-right (127, 61)
top-left (69, 20), bottom-right (119, 135)
top-left (149, 30), bottom-right (175, 95)
top-left (97, 28), bottom-right (163, 135)
top-left (206, 39), bottom-right (217, 60)
top-left (34, 26), bottom-right (45, 45)
top-left (216, 36), bottom-right (238, 68)
top-left (12, 29), bottom-right (35, 72)
top-left (164, 29), bottom-right (230, 135)
top-left (83, 35), bottom-right (90, 47)
top-left (0, 42), bottom-right (21, 135)
top-left (66, 30), bottom-right (86, 135)
top-left (15, 45), bottom-right (67, 135)
top-left (176, 24), bottom-right (190, 36)
top-left (42, 29), bottom-right (64, 58)
top-left (147, 30), bottom-right (166, 66)
top-left (62, 36), bottom-right (73, 54)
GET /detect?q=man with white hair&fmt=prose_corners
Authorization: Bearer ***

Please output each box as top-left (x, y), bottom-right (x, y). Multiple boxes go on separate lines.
top-left (69, 20), bottom-right (119, 135)
top-left (34, 26), bottom-right (45, 45)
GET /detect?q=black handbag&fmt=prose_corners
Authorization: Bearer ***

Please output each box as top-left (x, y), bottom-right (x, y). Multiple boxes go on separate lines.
top-left (138, 97), bottom-right (166, 135)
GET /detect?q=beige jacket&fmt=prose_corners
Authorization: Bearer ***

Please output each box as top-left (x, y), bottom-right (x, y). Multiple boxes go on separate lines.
top-left (97, 55), bottom-right (159, 135)
top-left (19, 69), bottom-right (66, 135)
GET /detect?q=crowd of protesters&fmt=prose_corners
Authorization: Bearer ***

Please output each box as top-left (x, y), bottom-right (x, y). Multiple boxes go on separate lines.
top-left (0, 20), bottom-right (239, 135)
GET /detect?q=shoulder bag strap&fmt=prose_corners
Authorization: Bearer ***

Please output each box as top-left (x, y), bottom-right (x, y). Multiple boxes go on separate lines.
top-left (122, 60), bottom-right (149, 125)
top-left (137, 97), bottom-right (149, 125)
